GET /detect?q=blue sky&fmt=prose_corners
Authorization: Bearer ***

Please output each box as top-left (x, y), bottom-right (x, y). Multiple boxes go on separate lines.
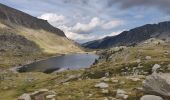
top-left (0, 0), bottom-right (170, 43)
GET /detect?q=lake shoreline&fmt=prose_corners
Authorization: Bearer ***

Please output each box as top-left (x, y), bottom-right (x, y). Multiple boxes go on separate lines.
top-left (9, 52), bottom-right (97, 73)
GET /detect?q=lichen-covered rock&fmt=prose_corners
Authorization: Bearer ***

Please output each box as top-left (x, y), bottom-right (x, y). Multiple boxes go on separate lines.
top-left (152, 64), bottom-right (161, 73)
top-left (18, 93), bottom-right (31, 100)
top-left (143, 73), bottom-right (170, 97)
top-left (95, 82), bottom-right (109, 89)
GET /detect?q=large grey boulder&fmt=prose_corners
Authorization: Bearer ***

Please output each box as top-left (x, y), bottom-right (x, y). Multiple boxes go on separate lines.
top-left (140, 95), bottom-right (163, 100)
top-left (143, 73), bottom-right (170, 97)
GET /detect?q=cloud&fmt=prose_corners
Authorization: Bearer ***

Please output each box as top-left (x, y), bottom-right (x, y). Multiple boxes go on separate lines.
top-left (109, 0), bottom-right (170, 13)
top-left (71, 17), bottom-right (124, 34)
top-left (5, 0), bottom-right (169, 42)
top-left (38, 13), bottom-right (65, 22)
top-left (72, 17), bottom-right (103, 34)
top-left (38, 13), bottom-right (124, 42)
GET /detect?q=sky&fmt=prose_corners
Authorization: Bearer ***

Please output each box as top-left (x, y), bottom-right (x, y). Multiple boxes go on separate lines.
top-left (0, 0), bottom-right (170, 43)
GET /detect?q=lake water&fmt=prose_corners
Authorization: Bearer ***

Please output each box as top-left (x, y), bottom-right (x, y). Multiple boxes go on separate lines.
top-left (18, 54), bottom-right (98, 73)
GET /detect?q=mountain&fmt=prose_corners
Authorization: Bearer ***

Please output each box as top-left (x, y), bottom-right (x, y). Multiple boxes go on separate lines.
top-left (0, 3), bottom-right (65, 36)
top-left (0, 3), bottom-right (82, 68)
top-left (83, 21), bottom-right (170, 49)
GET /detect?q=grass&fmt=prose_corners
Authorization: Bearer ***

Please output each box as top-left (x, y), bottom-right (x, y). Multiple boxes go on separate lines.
top-left (16, 26), bottom-right (82, 54)
top-left (0, 22), bottom-right (170, 99)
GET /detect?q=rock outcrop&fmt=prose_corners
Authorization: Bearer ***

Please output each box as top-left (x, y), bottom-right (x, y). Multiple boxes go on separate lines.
top-left (143, 73), bottom-right (170, 98)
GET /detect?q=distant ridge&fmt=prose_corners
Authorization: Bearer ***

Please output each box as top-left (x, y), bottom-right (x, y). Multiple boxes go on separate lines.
top-left (83, 21), bottom-right (170, 49)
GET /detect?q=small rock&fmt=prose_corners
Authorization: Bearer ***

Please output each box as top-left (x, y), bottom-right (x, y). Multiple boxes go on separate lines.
top-left (95, 82), bottom-right (109, 89)
top-left (63, 82), bottom-right (70, 85)
top-left (101, 77), bottom-right (110, 82)
top-left (130, 77), bottom-right (140, 82)
top-left (88, 94), bottom-right (93, 97)
top-left (120, 81), bottom-right (125, 85)
top-left (104, 78), bottom-right (110, 82)
top-left (19, 93), bottom-right (31, 100)
top-left (117, 89), bottom-right (126, 94)
top-left (39, 89), bottom-right (49, 92)
top-left (101, 89), bottom-right (109, 94)
top-left (116, 89), bottom-right (128, 99)
top-left (123, 95), bottom-right (129, 99)
top-left (152, 64), bottom-right (161, 73)
top-left (105, 72), bottom-right (110, 77)
top-left (104, 97), bottom-right (109, 100)
top-left (3, 86), bottom-right (8, 90)
top-left (111, 78), bottom-right (119, 83)
top-left (46, 94), bottom-right (56, 99)
top-left (140, 95), bottom-right (163, 100)
top-left (137, 64), bottom-right (144, 68)
top-left (167, 64), bottom-right (170, 70)
top-left (145, 56), bottom-right (151, 60)
top-left (136, 59), bottom-right (141, 63)
top-left (30, 91), bottom-right (39, 96)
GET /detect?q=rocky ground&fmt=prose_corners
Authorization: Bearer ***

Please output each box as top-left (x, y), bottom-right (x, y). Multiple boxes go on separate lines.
top-left (0, 38), bottom-right (170, 100)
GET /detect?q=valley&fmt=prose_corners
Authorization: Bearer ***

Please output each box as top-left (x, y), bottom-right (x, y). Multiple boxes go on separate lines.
top-left (0, 2), bottom-right (170, 100)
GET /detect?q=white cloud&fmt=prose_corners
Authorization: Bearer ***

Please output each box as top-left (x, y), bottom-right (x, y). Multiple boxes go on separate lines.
top-left (72, 17), bottom-right (103, 33)
top-left (102, 20), bottom-right (124, 29)
top-left (38, 13), bottom-right (65, 22)
top-left (71, 17), bottom-right (124, 34)
top-left (38, 13), bottom-right (124, 42)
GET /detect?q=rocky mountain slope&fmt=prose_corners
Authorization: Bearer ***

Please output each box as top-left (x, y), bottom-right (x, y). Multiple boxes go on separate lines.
top-left (83, 21), bottom-right (170, 49)
top-left (0, 3), bottom-right (82, 68)
top-left (1, 38), bottom-right (170, 100)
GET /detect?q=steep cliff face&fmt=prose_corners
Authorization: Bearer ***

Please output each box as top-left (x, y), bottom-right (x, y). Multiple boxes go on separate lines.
top-left (83, 21), bottom-right (170, 49)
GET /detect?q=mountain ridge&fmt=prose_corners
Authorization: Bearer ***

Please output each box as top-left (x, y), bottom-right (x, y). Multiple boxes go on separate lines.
top-left (83, 21), bottom-right (170, 49)
top-left (0, 3), bottom-right (65, 37)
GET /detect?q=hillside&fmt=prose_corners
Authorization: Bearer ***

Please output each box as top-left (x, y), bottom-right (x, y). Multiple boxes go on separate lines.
top-left (83, 21), bottom-right (170, 49)
top-left (1, 38), bottom-right (170, 100)
top-left (0, 3), bottom-right (82, 68)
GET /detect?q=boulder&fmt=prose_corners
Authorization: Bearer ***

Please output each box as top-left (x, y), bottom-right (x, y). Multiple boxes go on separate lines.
top-left (152, 64), bottom-right (161, 73)
top-left (19, 93), bottom-right (31, 100)
top-left (143, 73), bottom-right (170, 97)
top-left (140, 95), bottom-right (163, 100)
top-left (145, 56), bottom-right (151, 60)
top-left (116, 89), bottom-right (128, 99)
top-left (95, 82), bottom-right (109, 89)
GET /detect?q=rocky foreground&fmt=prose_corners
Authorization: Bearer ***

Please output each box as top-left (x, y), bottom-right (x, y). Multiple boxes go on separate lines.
top-left (0, 38), bottom-right (170, 100)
